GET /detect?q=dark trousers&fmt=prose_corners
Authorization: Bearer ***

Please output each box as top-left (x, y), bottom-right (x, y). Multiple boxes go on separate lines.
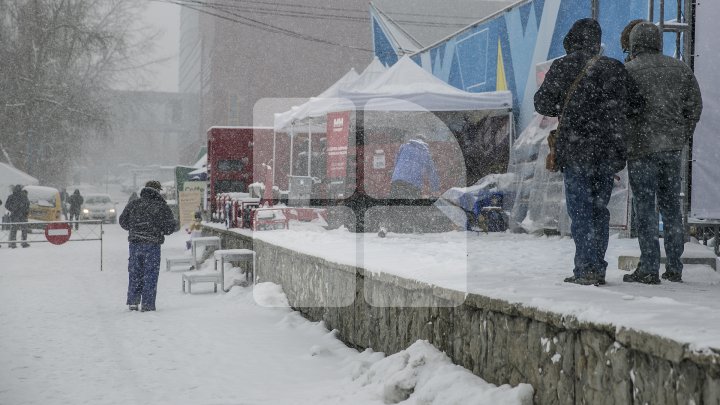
top-left (563, 163), bottom-right (614, 277)
top-left (69, 211), bottom-right (80, 229)
top-left (9, 220), bottom-right (28, 244)
top-left (127, 243), bottom-right (161, 310)
top-left (628, 151), bottom-right (684, 275)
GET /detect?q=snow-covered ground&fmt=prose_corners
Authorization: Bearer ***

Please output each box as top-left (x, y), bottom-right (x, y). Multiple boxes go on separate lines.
top-left (0, 224), bottom-right (532, 405)
top-left (218, 222), bottom-right (720, 352)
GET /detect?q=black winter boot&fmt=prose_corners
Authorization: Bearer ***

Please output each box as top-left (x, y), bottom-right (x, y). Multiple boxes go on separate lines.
top-left (623, 270), bottom-right (661, 284)
top-left (661, 271), bottom-right (683, 282)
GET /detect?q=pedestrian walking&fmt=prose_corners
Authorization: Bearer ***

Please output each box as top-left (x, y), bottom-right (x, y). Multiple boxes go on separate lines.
top-left (534, 18), bottom-right (643, 285)
top-left (622, 22), bottom-right (703, 284)
top-left (119, 180), bottom-right (176, 312)
top-left (67, 189), bottom-right (83, 230)
top-left (378, 134), bottom-right (439, 237)
top-left (5, 185), bottom-right (30, 248)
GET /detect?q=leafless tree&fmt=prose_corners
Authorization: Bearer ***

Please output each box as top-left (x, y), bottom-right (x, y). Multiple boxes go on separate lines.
top-left (0, 0), bottom-right (157, 185)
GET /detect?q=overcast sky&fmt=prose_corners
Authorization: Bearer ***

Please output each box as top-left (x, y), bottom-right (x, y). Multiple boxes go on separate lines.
top-left (139, 1), bottom-right (181, 93)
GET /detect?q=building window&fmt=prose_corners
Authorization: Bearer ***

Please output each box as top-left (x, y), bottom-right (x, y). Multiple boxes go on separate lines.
top-left (217, 159), bottom-right (244, 172)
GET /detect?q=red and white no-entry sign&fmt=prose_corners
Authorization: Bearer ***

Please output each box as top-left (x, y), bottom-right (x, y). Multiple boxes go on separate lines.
top-left (45, 222), bottom-right (72, 245)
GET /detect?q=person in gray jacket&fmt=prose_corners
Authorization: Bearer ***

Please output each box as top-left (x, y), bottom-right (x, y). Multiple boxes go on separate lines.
top-left (622, 22), bottom-right (703, 284)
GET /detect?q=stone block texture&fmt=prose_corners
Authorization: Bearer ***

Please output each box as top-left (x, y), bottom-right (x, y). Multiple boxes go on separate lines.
top-left (205, 227), bottom-right (720, 405)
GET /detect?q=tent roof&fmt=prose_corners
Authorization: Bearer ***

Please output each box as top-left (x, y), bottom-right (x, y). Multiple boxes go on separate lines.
top-left (316, 68), bottom-right (359, 98)
top-left (0, 163), bottom-right (39, 188)
top-left (274, 68), bottom-right (359, 131)
top-left (193, 153), bottom-right (207, 169)
top-left (345, 57), bottom-right (388, 91)
top-left (274, 56), bottom-right (512, 131)
top-left (336, 56), bottom-right (512, 112)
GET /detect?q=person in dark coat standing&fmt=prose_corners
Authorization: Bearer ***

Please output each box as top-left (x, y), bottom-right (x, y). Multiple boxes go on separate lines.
top-left (119, 180), bottom-right (176, 311)
top-left (622, 22), bottom-right (703, 284)
top-left (5, 185), bottom-right (30, 248)
top-left (67, 189), bottom-right (84, 230)
top-left (534, 18), bottom-right (643, 285)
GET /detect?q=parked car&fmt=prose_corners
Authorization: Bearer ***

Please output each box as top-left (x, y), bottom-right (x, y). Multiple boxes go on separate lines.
top-left (80, 194), bottom-right (117, 223)
top-left (24, 185), bottom-right (62, 222)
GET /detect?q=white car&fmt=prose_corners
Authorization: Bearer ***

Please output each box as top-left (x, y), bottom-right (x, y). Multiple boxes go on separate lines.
top-left (81, 194), bottom-right (117, 224)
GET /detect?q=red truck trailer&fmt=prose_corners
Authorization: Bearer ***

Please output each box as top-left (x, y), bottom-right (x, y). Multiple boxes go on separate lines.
top-left (207, 126), bottom-right (278, 215)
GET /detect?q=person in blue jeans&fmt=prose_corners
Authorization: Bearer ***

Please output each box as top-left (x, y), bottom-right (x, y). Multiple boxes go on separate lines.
top-left (622, 22), bottom-right (702, 284)
top-left (534, 19), bottom-right (641, 285)
top-left (119, 181), bottom-right (176, 311)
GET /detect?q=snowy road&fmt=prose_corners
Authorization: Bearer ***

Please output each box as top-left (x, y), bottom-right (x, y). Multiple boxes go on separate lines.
top-left (0, 224), bottom-right (531, 405)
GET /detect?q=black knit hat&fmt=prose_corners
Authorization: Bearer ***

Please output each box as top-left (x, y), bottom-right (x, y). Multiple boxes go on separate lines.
top-left (145, 180), bottom-right (162, 191)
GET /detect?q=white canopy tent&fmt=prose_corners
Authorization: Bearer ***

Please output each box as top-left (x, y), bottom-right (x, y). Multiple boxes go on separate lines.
top-left (274, 68), bottom-right (359, 132)
top-left (271, 55), bottom-right (513, 187)
top-left (342, 57), bottom-right (388, 92)
top-left (273, 58), bottom-right (392, 132)
top-left (336, 56), bottom-right (512, 112)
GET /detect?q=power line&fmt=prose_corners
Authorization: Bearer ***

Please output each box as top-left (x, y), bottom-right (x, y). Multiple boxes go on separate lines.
top-left (174, 0), bottom-right (469, 28)
top-left (160, 0), bottom-right (374, 52)
top-left (223, 0), bottom-right (484, 22)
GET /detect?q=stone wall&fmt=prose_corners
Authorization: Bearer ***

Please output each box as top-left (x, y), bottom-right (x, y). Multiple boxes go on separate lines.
top-left (204, 227), bottom-right (720, 405)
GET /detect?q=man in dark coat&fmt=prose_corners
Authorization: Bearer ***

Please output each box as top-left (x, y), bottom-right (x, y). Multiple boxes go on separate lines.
top-left (5, 185), bottom-right (30, 248)
top-left (67, 189), bottom-right (84, 230)
top-left (622, 22), bottom-right (703, 284)
top-left (119, 180), bottom-right (176, 311)
top-left (534, 18), bottom-right (642, 285)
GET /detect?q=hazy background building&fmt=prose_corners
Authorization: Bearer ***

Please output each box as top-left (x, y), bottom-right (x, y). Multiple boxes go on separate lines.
top-left (178, 0), bottom-right (374, 140)
top-left (79, 90), bottom-right (199, 184)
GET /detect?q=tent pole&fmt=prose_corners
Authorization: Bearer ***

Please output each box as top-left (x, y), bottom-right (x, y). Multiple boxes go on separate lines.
top-left (648, 0), bottom-right (655, 22)
top-left (289, 125), bottom-right (295, 177)
top-left (308, 120), bottom-right (312, 177)
top-left (272, 130), bottom-right (277, 186)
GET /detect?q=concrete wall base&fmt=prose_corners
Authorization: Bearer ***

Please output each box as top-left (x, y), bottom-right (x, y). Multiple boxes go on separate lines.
top-left (205, 227), bottom-right (720, 405)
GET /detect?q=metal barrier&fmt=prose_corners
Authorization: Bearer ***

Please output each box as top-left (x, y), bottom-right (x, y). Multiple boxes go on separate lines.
top-left (0, 220), bottom-right (104, 270)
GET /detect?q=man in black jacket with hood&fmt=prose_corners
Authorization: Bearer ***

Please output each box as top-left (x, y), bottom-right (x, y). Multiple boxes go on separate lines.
top-left (120, 180), bottom-right (176, 311)
top-left (535, 18), bottom-right (642, 285)
top-left (622, 22), bottom-right (702, 284)
top-left (5, 185), bottom-right (30, 248)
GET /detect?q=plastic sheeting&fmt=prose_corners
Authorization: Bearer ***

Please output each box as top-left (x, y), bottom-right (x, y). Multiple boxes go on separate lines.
top-left (506, 113), bottom-right (630, 235)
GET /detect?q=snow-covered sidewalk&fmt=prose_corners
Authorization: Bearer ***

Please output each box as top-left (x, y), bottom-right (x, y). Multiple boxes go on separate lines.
top-left (219, 222), bottom-right (720, 352)
top-left (0, 225), bottom-right (532, 405)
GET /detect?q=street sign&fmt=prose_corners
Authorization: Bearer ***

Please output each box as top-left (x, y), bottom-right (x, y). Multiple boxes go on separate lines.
top-left (45, 222), bottom-right (72, 245)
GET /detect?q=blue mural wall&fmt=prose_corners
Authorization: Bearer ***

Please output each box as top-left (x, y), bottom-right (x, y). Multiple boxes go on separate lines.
top-left (372, 0), bottom-right (683, 131)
